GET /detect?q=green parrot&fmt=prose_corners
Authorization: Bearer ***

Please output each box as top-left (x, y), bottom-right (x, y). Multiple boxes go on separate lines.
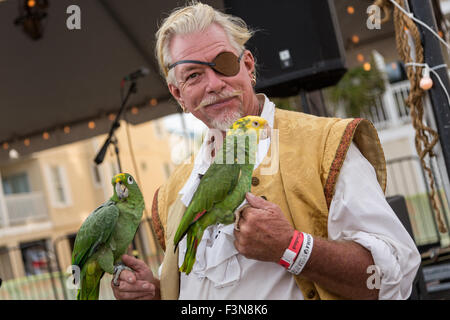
top-left (173, 115), bottom-right (269, 274)
top-left (71, 172), bottom-right (144, 300)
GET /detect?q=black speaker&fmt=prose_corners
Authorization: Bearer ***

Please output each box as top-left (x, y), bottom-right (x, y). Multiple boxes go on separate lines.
top-left (386, 195), bottom-right (421, 300)
top-left (387, 195), bottom-right (415, 241)
top-left (224, 0), bottom-right (347, 97)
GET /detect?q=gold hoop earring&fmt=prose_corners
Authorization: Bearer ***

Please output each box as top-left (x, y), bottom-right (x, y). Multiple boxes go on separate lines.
top-left (251, 73), bottom-right (257, 87)
top-left (181, 104), bottom-right (190, 113)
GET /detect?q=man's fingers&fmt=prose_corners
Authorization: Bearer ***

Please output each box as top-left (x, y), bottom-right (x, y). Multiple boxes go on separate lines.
top-left (118, 269), bottom-right (136, 283)
top-left (235, 203), bottom-right (251, 230)
top-left (245, 192), bottom-right (271, 210)
top-left (118, 280), bottom-right (155, 292)
top-left (240, 206), bottom-right (266, 222)
top-left (111, 280), bottom-right (156, 300)
top-left (121, 254), bottom-right (149, 273)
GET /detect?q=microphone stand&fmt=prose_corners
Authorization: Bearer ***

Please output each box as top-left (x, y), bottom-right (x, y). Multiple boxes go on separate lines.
top-left (110, 135), bottom-right (122, 173)
top-left (94, 81), bottom-right (137, 169)
top-left (94, 78), bottom-right (142, 260)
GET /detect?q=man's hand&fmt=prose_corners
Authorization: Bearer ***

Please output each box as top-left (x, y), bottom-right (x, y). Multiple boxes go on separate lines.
top-left (111, 254), bottom-right (161, 300)
top-left (233, 192), bottom-right (294, 262)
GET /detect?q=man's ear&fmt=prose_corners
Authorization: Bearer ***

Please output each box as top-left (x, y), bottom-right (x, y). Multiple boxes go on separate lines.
top-left (168, 83), bottom-right (184, 107)
top-left (243, 50), bottom-right (256, 75)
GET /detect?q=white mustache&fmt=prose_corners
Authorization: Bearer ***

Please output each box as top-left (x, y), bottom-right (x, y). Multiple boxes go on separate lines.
top-left (194, 90), bottom-right (243, 111)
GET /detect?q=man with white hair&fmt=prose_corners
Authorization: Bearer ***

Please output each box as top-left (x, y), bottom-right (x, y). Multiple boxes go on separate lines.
top-left (111, 1), bottom-right (420, 300)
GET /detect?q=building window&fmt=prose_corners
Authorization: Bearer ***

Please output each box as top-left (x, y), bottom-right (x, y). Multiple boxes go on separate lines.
top-left (20, 239), bottom-right (49, 276)
top-left (50, 166), bottom-right (66, 203)
top-left (2, 172), bottom-right (30, 194)
top-left (44, 165), bottom-right (72, 207)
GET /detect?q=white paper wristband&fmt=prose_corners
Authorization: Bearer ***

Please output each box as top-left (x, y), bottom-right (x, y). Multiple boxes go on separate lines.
top-left (288, 232), bottom-right (314, 275)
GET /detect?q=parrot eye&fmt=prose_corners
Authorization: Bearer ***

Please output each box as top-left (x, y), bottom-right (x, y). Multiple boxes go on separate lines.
top-left (252, 121), bottom-right (259, 128)
top-left (127, 176), bottom-right (134, 184)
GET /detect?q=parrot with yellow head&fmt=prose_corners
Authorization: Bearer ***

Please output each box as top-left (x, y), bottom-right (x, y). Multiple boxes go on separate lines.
top-left (174, 115), bottom-right (269, 274)
top-left (71, 173), bottom-right (144, 299)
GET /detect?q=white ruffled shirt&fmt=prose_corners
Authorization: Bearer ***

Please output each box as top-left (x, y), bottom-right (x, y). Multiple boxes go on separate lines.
top-left (172, 94), bottom-right (420, 300)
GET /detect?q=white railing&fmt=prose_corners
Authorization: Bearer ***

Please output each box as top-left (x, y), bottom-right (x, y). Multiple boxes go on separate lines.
top-left (361, 80), bottom-right (412, 130)
top-left (361, 95), bottom-right (390, 129)
top-left (390, 81), bottom-right (412, 123)
top-left (1, 192), bottom-right (49, 226)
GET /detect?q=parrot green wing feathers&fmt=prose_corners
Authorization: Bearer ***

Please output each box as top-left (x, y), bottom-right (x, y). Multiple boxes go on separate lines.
top-left (71, 200), bottom-right (119, 270)
top-left (71, 200), bottom-right (120, 300)
top-left (173, 163), bottom-right (240, 249)
top-left (71, 172), bottom-right (144, 300)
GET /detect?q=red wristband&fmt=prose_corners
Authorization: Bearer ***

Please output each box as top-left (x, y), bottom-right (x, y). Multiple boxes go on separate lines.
top-left (279, 230), bottom-right (303, 268)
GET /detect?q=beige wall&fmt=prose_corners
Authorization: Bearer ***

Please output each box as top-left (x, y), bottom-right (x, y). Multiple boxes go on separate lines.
top-left (112, 119), bottom-right (173, 213)
top-left (381, 136), bottom-right (414, 160)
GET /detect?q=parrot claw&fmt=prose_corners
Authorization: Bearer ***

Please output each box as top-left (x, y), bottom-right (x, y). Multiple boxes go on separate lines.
top-left (234, 204), bottom-right (248, 231)
top-left (234, 210), bottom-right (241, 231)
top-left (234, 204), bottom-right (251, 231)
top-left (113, 263), bottom-right (133, 286)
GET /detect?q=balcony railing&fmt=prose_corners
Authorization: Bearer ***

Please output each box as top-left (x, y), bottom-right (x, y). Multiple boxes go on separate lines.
top-left (0, 192), bottom-right (49, 227)
top-left (360, 80), bottom-right (412, 130)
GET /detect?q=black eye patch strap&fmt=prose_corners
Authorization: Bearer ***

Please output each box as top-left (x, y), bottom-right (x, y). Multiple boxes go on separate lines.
top-left (168, 60), bottom-right (214, 70)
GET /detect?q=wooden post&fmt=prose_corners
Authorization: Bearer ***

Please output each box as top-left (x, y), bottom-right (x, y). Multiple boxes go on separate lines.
top-left (408, 0), bottom-right (450, 182)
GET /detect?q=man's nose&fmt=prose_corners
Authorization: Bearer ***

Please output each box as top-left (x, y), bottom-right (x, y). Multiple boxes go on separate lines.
top-left (204, 68), bottom-right (226, 93)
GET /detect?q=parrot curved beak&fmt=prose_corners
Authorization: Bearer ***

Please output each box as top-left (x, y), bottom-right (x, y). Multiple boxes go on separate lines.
top-left (259, 123), bottom-right (271, 141)
top-left (115, 181), bottom-right (129, 199)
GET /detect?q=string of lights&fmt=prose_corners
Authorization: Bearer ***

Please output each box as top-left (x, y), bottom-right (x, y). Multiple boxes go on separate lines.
top-left (345, 5), bottom-right (374, 71)
top-left (0, 97), bottom-right (160, 156)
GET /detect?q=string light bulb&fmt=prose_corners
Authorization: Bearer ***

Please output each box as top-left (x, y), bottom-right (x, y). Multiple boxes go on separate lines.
top-left (24, 139), bottom-right (30, 147)
top-left (64, 126), bottom-right (70, 134)
top-left (150, 98), bottom-right (158, 106)
top-left (43, 132), bottom-right (49, 140)
top-left (9, 149), bottom-right (19, 159)
top-left (2, 142), bottom-right (9, 150)
top-left (347, 6), bottom-right (355, 14)
top-left (88, 121), bottom-right (96, 129)
top-left (352, 35), bottom-right (360, 44)
top-left (357, 54), bottom-right (364, 62)
top-left (363, 62), bottom-right (371, 71)
top-left (420, 66), bottom-right (433, 90)
top-left (131, 106), bottom-right (139, 115)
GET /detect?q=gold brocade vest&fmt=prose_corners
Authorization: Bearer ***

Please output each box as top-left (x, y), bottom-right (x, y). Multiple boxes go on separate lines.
top-left (151, 108), bottom-right (387, 300)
